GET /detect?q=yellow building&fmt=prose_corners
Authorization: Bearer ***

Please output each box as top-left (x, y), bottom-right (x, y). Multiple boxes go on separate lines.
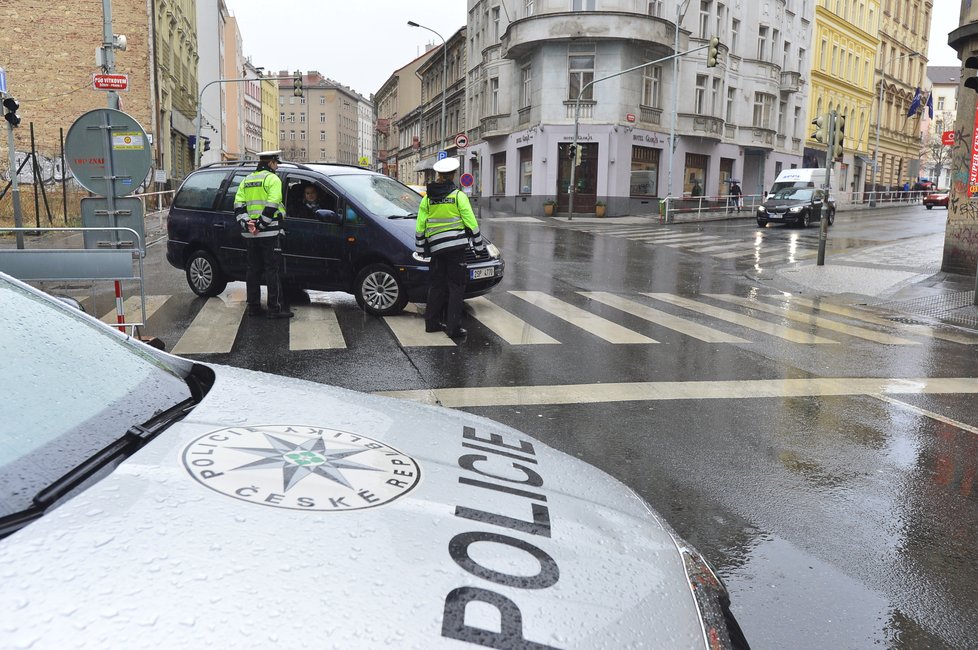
top-left (806, 0), bottom-right (880, 196)
top-left (261, 77), bottom-right (279, 152)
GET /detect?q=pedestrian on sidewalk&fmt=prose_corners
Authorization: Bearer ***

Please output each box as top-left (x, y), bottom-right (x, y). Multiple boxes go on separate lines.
top-left (416, 157), bottom-right (484, 340)
top-left (233, 150), bottom-right (293, 319)
top-left (730, 181), bottom-right (743, 213)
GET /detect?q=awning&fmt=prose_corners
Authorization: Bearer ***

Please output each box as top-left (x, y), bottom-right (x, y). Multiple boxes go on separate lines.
top-left (414, 156), bottom-right (437, 172)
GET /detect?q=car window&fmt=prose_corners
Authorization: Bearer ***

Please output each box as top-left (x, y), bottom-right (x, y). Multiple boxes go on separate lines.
top-left (219, 171), bottom-right (252, 212)
top-left (283, 176), bottom-right (339, 217)
top-left (329, 174), bottom-right (421, 217)
top-left (0, 279), bottom-right (193, 517)
top-left (773, 188), bottom-right (813, 200)
top-left (173, 170), bottom-right (228, 211)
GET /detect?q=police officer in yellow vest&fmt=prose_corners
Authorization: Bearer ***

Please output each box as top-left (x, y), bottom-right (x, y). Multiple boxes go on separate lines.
top-left (234, 150), bottom-right (293, 319)
top-left (415, 157), bottom-right (484, 339)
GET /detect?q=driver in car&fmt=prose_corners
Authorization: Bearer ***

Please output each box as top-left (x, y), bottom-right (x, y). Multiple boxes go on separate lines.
top-left (295, 185), bottom-right (322, 219)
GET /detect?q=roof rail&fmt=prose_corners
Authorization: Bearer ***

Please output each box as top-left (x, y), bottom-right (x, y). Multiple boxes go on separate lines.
top-left (197, 159), bottom-right (319, 172)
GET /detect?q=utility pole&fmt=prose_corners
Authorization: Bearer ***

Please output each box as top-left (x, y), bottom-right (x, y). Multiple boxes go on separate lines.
top-left (102, 0), bottom-right (121, 110)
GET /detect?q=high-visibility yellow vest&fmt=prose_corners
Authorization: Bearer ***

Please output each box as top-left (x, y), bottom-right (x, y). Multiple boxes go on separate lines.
top-left (233, 169), bottom-right (284, 238)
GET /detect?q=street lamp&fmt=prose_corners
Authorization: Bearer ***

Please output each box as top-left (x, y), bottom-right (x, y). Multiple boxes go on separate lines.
top-left (667, 0), bottom-right (693, 204)
top-left (870, 50), bottom-right (919, 206)
top-left (408, 21), bottom-right (448, 158)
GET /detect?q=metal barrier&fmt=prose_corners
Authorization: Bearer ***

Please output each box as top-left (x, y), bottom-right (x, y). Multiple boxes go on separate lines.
top-left (0, 226), bottom-right (147, 332)
top-left (661, 194), bottom-right (763, 223)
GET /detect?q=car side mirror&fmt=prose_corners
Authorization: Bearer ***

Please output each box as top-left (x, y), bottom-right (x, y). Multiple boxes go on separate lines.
top-left (315, 209), bottom-right (343, 225)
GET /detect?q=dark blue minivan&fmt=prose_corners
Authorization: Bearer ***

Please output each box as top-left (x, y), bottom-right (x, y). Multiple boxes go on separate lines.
top-left (166, 162), bottom-right (504, 316)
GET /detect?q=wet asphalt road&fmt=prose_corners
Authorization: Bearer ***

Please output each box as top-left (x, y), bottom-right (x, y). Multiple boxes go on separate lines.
top-left (128, 204), bottom-right (977, 649)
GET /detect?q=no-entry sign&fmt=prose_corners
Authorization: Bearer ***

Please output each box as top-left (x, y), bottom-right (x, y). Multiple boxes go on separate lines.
top-left (93, 74), bottom-right (129, 91)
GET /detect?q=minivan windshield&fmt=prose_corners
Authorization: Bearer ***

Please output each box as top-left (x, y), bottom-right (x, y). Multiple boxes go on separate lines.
top-left (329, 174), bottom-right (422, 217)
top-left (0, 278), bottom-right (193, 517)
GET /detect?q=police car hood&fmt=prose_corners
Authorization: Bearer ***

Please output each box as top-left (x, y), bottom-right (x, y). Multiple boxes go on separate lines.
top-left (0, 364), bottom-right (711, 649)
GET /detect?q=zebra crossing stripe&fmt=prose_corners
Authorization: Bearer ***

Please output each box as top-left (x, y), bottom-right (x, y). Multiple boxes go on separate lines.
top-left (466, 297), bottom-right (560, 344)
top-left (643, 293), bottom-right (839, 344)
top-left (384, 304), bottom-right (457, 347)
top-left (771, 295), bottom-right (978, 345)
top-left (171, 298), bottom-right (246, 355)
top-left (705, 293), bottom-right (920, 345)
top-left (290, 305), bottom-right (347, 350)
top-left (628, 232), bottom-right (715, 242)
top-left (686, 242), bottom-right (751, 253)
top-left (100, 295), bottom-right (170, 325)
top-left (510, 291), bottom-right (658, 344)
top-left (580, 292), bottom-right (750, 343)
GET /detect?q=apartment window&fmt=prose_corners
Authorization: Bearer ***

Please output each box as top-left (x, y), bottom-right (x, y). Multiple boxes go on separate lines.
top-left (778, 100), bottom-right (787, 133)
top-left (279, 112), bottom-right (285, 123)
top-left (731, 20), bottom-right (739, 55)
top-left (290, 130), bottom-right (296, 140)
top-left (794, 106), bottom-right (801, 139)
top-left (648, 0), bottom-right (663, 17)
top-left (630, 146), bottom-right (660, 197)
top-left (280, 130), bottom-right (285, 140)
top-left (820, 40), bottom-right (827, 70)
top-left (520, 65), bottom-right (532, 109)
top-left (492, 152), bottom-right (506, 194)
top-left (289, 112), bottom-right (295, 122)
top-left (716, 3), bottom-right (725, 39)
top-left (938, 96), bottom-right (945, 111)
top-left (699, 0), bottom-right (712, 39)
top-left (492, 6), bottom-right (500, 41)
top-left (937, 119), bottom-right (944, 133)
top-left (752, 92), bottom-right (773, 128)
top-left (832, 46), bottom-right (839, 75)
top-left (300, 113), bottom-right (306, 123)
top-left (758, 26), bottom-right (768, 60)
top-left (783, 42), bottom-right (790, 70)
top-left (490, 77), bottom-right (499, 113)
top-left (711, 78), bottom-right (722, 116)
top-left (300, 130), bottom-right (306, 141)
top-left (300, 97), bottom-right (306, 104)
top-left (643, 65), bottom-right (661, 108)
top-left (518, 146), bottom-right (532, 194)
top-left (726, 87), bottom-right (736, 123)
top-left (568, 47), bottom-right (595, 100)
top-left (799, 48), bottom-right (806, 71)
top-left (572, 0), bottom-right (596, 9)
top-left (320, 97), bottom-right (325, 105)
top-left (320, 131), bottom-right (326, 141)
top-left (320, 113), bottom-right (326, 123)
top-left (524, 0), bottom-right (533, 16)
top-left (320, 148), bottom-right (326, 160)
top-left (695, 75), bottom-right (707, 114)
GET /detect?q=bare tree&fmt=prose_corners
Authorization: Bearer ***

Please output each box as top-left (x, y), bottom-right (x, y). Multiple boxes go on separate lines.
top-left (921, 109), bottom-right (955, 186)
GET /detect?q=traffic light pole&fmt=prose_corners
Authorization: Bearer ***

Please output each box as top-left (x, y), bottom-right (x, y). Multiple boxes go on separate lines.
top-left (816, 110), bottom-right (836, 266)
top-left (568, 42), bottom-right (709, 220)
top-left (194, 75), bottom-right (298, 168)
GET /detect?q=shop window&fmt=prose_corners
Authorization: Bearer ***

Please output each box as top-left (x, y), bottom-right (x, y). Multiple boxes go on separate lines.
top-left (492, 152), bottom-right (506, 195)
top-left (519, 146), bottom-right (532, 194)
top-left (630, 146), bottom-right (660, 197)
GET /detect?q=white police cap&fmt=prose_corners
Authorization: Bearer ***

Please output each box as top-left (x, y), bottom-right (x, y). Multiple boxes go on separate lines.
top-left (258, 150), bottom-right (282, 161)
top-left (433, 157), bottom-right (460, 173)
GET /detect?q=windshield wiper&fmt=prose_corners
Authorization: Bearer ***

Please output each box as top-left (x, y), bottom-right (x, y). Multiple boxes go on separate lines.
top-left (387, 213), bottom-right (417, 219)
top-left (0, 397), bottom-right (197, 539)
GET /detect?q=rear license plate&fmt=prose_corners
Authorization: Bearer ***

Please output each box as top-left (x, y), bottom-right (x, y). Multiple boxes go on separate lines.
top-left (470, 267), bottom-right (495, 280)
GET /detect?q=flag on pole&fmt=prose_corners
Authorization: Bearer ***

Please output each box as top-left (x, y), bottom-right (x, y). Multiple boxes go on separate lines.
top-left (926, 91), bottom-right (934, 119)
top-left (907, 87), bottom-right (922, 117)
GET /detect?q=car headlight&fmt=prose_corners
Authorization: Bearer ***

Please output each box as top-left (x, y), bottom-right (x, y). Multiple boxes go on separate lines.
top-left (757, 206), bottom-right (766, 213)
top-left (486, 243), bottom-right (500, 259)
top-left (789, 206), bottom-right (803, 213)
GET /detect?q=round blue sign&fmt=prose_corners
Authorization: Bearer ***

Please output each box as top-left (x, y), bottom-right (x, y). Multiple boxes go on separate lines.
top-left (460, 173), bottom-right (474, 188)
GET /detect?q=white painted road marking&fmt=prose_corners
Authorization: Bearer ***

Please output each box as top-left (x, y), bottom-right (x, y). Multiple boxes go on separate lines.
top-left (510, 291), bottom-right (658, 344)
top-left (172, 298), bottom-right (246, 354)
top-left (580, 292), bottom-right (750, 343)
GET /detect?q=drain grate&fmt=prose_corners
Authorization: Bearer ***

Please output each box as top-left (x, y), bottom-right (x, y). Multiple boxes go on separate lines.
top-left (873, 290), bottom-right (977, 317)
top-left (885, 317), bottom-right (931, 326)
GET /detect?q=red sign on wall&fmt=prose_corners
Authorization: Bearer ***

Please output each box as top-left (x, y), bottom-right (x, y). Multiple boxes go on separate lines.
top-left (93, 74), bottom-right (128, 91)
top-left (626, 113), bottom-right (636, 123)
top-left (942, 131), bottom-right (955, 147)
top-left (971, 105), bottom-right (978, 197)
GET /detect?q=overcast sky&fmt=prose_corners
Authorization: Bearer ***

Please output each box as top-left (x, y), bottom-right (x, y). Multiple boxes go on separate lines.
top-left (224, 1), bottom-right (963, 97)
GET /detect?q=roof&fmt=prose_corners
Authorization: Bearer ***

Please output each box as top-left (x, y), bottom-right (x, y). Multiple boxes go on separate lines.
top-left (927, 66), bottom-right (960, 85)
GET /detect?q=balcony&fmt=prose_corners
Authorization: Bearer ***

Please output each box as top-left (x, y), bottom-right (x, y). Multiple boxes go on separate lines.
top-left (502, 11), bottom-right (686, 60)
top-left (678, 114), bottom-right (723, 140)
top-left (780, 71), bottom-right (802, 94)
top-left (480, 114), bottom-right (510, 139)
top-left (639, 105), bottom-right (661, 126)
top-left (564, 101), bottom-right (594, 119)
top-left (750, 128), bottom-right (776, 149)
top-left (518, 105), bottom-right (531, 126)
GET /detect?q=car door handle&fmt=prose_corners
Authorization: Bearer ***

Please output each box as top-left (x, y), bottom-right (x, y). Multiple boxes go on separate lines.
top-left (213, 223), bottom-right (226, 229)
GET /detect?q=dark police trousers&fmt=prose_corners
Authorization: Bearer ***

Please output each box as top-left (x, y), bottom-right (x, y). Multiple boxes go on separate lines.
top-left (425, 248), bottom-right (467, 334)
top-left (245, 235), bottom-right (284, 312)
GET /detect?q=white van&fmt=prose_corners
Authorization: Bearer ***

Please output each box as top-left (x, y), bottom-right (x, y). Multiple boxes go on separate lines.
top-left (769, 168), bottom-right (827, 195)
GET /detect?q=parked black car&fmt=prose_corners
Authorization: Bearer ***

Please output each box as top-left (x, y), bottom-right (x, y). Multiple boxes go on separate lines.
top-left (756, 187), bottom-right (834, 228)
top-left (166, 162), bottom-right (504, 316)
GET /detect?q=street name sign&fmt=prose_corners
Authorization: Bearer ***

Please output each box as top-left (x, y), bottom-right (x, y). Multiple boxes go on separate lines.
top-left (93, 74), bottom-right (129, 91)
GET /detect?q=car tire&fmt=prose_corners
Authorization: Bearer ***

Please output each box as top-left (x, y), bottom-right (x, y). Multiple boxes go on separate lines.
top-left (185, 249), bottom-right (228, 297)
top-left (828, 208), bottom-right (835, 226)
top-left (757, 219), bottom-right (767, 227)
top-left (925, 205), bottom-right (932, 210)
top-left (800, 211), bottom-right (811, 228)
top-left (354, 263), bottom-right (408, 316)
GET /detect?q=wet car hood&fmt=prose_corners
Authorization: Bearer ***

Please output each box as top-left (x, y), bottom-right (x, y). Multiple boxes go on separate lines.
top-left (0, 364), bottom-right (708, 648)
top-left (761, 196), bottom-right (815, 209)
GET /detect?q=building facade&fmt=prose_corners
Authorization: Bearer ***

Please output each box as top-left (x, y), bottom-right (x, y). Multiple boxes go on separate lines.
top-left (358, 98), bottom-right (374, 166)
top-left (196, 0), bottom-right (229, 166)
top-left (221, 15), bottom-right (244, 160)
top-left (869, 0), bottom-right (932, 191)
top-left (415, 28), bottom-right (468, 176)
top-left (277, 72), bottom-right (369, 164)
top-left (922, 66), bottom-right (956, 190)
top-left (805, 0), bottom-right (880, 196)
top-left (374, 49), bottom-right (436, 182)
top-left (261, 77), bottom-right (279, 152)
top-left (459, 0), bottom-right (813, 216)
top-left (242, 60), bottom-right (263, 158)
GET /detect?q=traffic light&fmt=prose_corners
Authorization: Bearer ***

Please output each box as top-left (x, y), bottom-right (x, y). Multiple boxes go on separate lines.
top-left (832, 113), bottom-right (845, 159)
top-left (3, 97), bottom-right (21, 127)
top-left (707, 37), bottom-right (721, 68)
top-left (202, 136), bottom-right (211, 152)
top-left (568, 144), bottom-right (577, 161)
top-left (293, 71), bottom-right (303, 98)
top-left (965, 57), bottom-right (978, 92)
top-left (811, 112), bottom-right (830, 144)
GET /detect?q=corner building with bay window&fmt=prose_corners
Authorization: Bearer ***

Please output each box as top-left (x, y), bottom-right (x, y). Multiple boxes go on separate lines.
top-left (462, 0), bottom-right (812, 216)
